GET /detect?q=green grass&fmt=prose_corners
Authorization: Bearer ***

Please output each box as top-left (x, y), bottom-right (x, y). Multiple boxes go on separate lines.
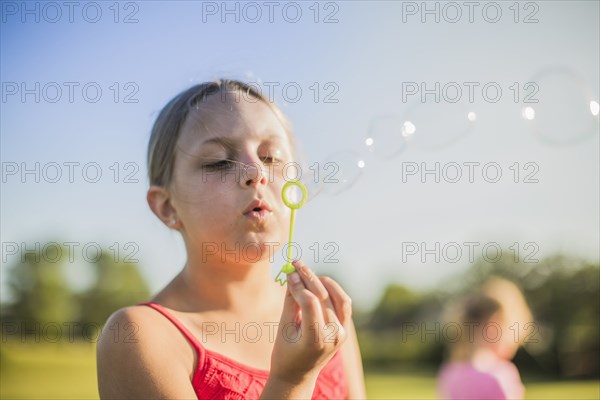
top-left (365, 370), bottom-right (437, 399)
top-left (1, 342), bottom-right (598, 399)
top-left (1, 341), bottom-right (98, 399)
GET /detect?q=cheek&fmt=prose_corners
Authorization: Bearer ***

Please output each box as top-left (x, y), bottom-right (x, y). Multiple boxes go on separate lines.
top-left (184, 205), bottom-right (235, 244)
top-left (177, 173), bottom-right (237, 202)
top-left (174, 186), bottom-right (235, 225)
top-left (500, 336), bottom-right (519, 355)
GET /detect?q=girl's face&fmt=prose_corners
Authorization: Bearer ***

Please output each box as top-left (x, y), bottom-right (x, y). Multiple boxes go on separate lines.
top-left (169, 93), bottom-right (294, 265)
top-left (478, 312), bottom-right (520, 360)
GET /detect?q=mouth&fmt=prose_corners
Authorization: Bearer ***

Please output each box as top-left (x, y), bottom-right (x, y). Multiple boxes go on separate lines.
top-left (243, 199), bottom-right (273, 220)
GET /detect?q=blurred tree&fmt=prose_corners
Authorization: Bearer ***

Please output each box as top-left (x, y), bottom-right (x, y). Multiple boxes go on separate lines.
top-left (77, 251), bottom-right (150, 326)
top-left (369, 284), bottom-right (422, 329)
top-left (2, 241), bottom-right (151, 336)
top-left (362, 283), bottom-right (446, 368)
top-left (5, 244), bottom-right (77, 325)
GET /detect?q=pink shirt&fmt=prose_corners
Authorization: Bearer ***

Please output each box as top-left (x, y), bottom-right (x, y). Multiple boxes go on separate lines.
top-left (138, 301), bottom-right (348, 400)
top-left (437, 359), bottom-right (525, 400)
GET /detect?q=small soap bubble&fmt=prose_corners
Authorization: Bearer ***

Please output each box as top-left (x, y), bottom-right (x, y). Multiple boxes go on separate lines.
top-left (366, 115), bottom-right (408, 160)
top-left (590, 101), bottom-right (600, 116)
top-left (522, 107), bottom-right (535, 121)
top-left (523, 66), bottom-right (599, 145)
top-left (316, 150), bottom-right (364, 196)
top-left (302, 177), bottom-right (324, 203)
top-left (400, 102), bottom-right (476, 151)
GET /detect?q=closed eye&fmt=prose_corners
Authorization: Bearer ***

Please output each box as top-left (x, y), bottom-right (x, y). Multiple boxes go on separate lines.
top-left (204, 160), bottom-right (235, 170)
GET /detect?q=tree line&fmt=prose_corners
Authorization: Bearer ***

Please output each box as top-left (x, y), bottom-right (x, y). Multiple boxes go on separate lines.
top-left (2, 242), bottom-right (598, 379)
top-left (1, 243), bottom-right (150, 340)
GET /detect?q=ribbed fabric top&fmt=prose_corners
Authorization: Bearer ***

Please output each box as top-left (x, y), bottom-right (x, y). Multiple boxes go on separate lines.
top-left (138, 301), bottom-right (348, 399)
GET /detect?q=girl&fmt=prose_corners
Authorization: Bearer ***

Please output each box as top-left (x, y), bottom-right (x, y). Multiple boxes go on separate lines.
top-left (96, 79), bottom-right (366, 399)
top-left (437, 277), bottom-right (533, 400)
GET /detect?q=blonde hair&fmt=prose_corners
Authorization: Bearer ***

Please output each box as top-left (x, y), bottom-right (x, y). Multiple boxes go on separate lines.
top-left (147, 79), bottom-right (296, 188)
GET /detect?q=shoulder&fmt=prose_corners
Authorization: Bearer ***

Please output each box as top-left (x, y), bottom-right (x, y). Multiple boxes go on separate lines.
top-left (96, 305), bottom-right (197, 399)
top-left (437, 361), bottom-right (469, 387)
top-left (97, 305), bottom-right (173, 353)
top-left (493, 360), bottom-right (525, 398)
top-left (438, 361), bottom-right (468, 375)
top-left (497, 359), bottom-right (521, 377)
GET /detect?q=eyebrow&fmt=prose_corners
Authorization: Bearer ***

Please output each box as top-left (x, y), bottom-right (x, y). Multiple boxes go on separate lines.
top-left (200, 137), bottom-right (236, 148)
top-left (200, 133), bottom-right (283, 148)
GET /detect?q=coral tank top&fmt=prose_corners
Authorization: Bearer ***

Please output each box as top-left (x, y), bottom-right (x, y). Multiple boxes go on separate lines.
top-left (138, 302), bottom-right (348, 400)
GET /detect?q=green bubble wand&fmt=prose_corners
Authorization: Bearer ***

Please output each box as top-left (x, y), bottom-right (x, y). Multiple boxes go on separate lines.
top-left (275, 180), bottom-right (308, 285)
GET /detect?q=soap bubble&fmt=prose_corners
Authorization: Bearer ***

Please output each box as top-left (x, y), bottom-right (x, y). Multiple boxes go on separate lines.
top-left (365, 114), bottom-right (409, 160)
top-left (301, 174), bottom-right (324, 203)
top-left (303, 150), bottom-right (365, 197)
top-left (523, 66), bottom-right (599, 145)
top-left (399, 102), bottom-right (476, 151)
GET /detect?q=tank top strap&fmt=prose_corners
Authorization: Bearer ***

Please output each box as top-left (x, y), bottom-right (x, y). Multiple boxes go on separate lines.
top-left (137, 301), bottom-right (203, 354)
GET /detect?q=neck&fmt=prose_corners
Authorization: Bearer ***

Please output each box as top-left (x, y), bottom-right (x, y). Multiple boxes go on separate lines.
top-left (450, 342), bottom-right (497, 362)
top-left (174, 252), bottom-right (281, 315)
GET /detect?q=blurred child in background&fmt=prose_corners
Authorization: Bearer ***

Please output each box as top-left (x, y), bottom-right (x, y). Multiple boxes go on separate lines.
top-left (437, 277), bottom-right (533, 400)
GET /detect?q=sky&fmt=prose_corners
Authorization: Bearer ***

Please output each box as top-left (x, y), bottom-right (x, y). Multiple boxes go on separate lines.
top-left (1, 0), bottom-right (599, 308)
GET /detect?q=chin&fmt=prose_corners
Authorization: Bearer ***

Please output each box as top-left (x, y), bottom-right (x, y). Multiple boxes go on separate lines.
top-left (244, 230), bottom-right (285, 245)
top-left (237, 237), bottom-right (283, 260)
top-left (496, 345), bottom-right (518, 361)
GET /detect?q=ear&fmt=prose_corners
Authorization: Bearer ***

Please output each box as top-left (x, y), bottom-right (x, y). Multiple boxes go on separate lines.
top-left (147, 185), bottom-right (180, 229)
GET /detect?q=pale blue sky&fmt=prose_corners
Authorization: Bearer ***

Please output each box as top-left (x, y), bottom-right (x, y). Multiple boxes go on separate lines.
top-left (1, 1), bottom-right (598, 308)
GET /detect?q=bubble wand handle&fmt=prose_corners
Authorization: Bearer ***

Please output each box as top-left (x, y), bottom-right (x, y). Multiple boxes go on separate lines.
top-left (275, 180), bottom-right (308, 285)
top-left (286, 209), bottom-right (296, 264)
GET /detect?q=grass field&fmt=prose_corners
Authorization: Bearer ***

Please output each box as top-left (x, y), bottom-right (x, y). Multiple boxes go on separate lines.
top-left (1, 342), bottom-right (598, 399)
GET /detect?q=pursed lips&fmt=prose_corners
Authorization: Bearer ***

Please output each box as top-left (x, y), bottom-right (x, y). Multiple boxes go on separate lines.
top-left (243, 198), bottom-right (273, 220)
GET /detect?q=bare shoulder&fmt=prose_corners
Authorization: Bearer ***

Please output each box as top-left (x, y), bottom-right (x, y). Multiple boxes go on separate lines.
top-left (98, 305), bottom-right (156, 344)
top-left (97, 305), bottom-right (169, 354)
top-left (96, 305), bottom-right (197, 399)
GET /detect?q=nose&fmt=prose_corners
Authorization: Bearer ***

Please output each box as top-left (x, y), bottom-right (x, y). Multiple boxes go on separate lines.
top-left (239, 160), bottom-right (267, 188)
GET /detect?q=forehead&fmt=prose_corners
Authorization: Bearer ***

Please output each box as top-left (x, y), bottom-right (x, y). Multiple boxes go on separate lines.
top-left (178, 92), bottom-right (291, 151)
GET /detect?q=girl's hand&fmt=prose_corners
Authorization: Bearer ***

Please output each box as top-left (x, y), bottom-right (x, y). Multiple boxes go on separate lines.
top-left (269, 259), bottom-right (352, 385)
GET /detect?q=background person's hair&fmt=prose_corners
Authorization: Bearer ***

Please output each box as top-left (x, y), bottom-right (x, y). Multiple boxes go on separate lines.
top-left (147, 79), bottom-right (297, 188)
top-left (462, 295), bottom-right (502, 326)
top-left (479, 276), bottom-right (533, 333)
top-left (444, 293), bottom-right (502, 361)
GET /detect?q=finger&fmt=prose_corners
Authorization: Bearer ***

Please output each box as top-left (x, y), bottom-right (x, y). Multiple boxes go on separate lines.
top-left (286, 272), bottom-right (326, 338)
top-left (318, 276), bottom-right (352, 329)
top-left (279, 283), bottom-right (299, 326)
top-left (293, 260), bottom-right (339, 326)
top-left (292, 260), bottom-right (329, 301)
